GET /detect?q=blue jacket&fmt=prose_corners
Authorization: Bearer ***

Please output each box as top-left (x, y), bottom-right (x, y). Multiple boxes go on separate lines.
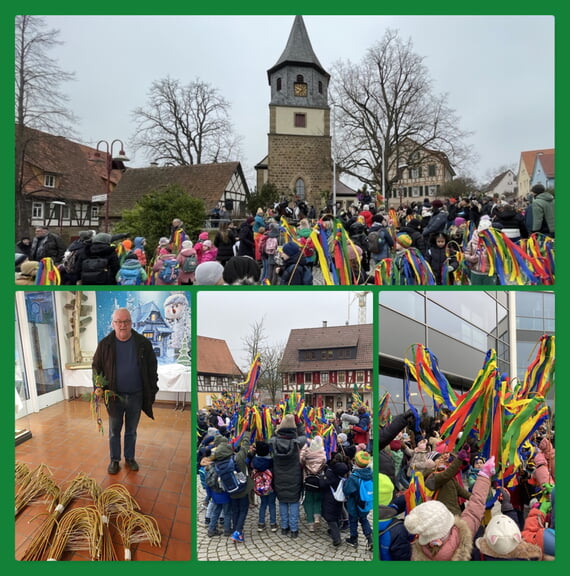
top-left (343, 466), bottom-right (373, 517)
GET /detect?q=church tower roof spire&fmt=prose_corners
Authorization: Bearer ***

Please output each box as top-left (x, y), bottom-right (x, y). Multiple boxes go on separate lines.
top-left (267, 15), bottom-right (329, 82)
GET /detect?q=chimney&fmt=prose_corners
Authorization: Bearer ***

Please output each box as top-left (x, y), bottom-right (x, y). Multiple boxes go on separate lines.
top-left (322, 321), bottom-right (327, 328)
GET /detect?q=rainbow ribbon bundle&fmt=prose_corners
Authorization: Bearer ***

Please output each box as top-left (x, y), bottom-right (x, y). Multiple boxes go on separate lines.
top-left (35, 258), bottom-right (61, 285)
top-left (374, 249), bottom-right (436, 285)
top-left (240, 354), bottom-right (261, 404)
top-left (378, 392), bottom-right (392, 427)
top-left (478, 228), bottom-right (551, 285)
top-left (404, 337), bottom-right (555, 485)
top-left (171, 228), bottom-right (187, 254)
top-left (523, 233), bottom-right (555, 284)
top-left (404, 471), bottom-right (429, 512)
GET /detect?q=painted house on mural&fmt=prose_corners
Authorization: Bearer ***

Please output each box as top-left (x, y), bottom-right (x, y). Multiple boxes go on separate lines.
top-left (131, 302), bottom-right (173, 359)
top-left (111, 163), bottom-right (249, 227)
top-left (280, 322), bottom-right (373, 412)
top-left (15, 125), bottom-right (125, 243)
top-left (196, 336), bottom-right (244, 410)
top-left (517, 148), bottom-right (554, 199)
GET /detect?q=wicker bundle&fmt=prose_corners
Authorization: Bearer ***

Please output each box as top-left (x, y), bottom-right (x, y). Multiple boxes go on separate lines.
top-left (21, 473), bottom-right (101, 561)
top-left (96, 484), bottom-right (140, 561)
top-left (15, 462), bottom-right (31, 486)
top-left (116, 510), bottom-right (161, 560)
top-left (15, 464), bottom-right (59, 516)
top-left (46, 506), bottom-right (102, 561)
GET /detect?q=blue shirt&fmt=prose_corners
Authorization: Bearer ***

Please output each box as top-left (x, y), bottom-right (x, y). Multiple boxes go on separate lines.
top-left (115, 337), bottom-right (143, 394)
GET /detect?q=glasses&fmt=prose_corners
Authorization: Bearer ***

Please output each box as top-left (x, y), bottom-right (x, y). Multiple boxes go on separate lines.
top-left (113, 320), bottom-right (131, 325)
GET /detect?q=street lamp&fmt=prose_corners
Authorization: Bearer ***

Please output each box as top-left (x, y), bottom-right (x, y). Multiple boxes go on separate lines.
top-left (396, 162), bottom-right (408, 208)
top-left (51, 200), bottom-right (66, 236)
top-left (91, 139), bottom-right (129, 232)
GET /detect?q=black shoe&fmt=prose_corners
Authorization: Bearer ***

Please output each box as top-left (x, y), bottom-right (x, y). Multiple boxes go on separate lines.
top-left (281, 528), bottom-right (289, 536)
top-left (107, 461), bottom-right (119, 474)
top-left (290, 531), bottom-right (298, 538)
top-left (366, 534), bottom-right (373, 551)
top-left (125, 459), bottom-right (139, 471)
top-left (333, 540), bottom-right (341, 547)
top-left (270, 524), bottom-right (278, 532)
top-left (346, 536), bottom-right (358, 548)
top-left (207, 529), bottom-right (220, 537)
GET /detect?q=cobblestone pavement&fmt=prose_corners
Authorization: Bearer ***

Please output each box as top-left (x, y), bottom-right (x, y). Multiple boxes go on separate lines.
top-left (196, 479), bottom-right (373, 561)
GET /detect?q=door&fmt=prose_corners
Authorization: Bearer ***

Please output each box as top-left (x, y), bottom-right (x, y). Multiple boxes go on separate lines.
top-left (17, 292), bottom-right (65, 411)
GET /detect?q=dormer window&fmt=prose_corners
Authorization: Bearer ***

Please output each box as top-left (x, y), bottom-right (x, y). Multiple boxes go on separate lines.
top-left (44, 174), bottom-right (55, 188)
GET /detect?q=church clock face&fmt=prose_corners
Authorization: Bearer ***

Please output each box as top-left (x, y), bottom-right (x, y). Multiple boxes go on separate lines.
top-left (294, 82), bottom-right (307, 97)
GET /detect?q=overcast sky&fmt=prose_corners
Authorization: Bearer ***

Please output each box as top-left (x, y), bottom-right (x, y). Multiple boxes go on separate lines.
top-left (42, 14), bottom-right (554, 187)
top-left (197, 290), bottom-right (373, 369)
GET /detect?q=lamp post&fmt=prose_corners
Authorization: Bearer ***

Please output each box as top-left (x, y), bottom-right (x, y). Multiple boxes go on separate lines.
top-left (92, 139), bottom-right (129, 232)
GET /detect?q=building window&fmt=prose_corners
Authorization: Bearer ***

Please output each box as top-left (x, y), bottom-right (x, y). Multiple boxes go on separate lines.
top-left (294, 113), bottom-right (306, 128)
top-left (295, 178), bottom-right (305, 199)
top-left (32, 202), bottom-right (43, 219)
top-left (91, 205), bottom-right (99, 219)
top-left (321, 372), bottom-right (329, 384)
top-left (44, 174), bottom-right (55, 188)
top-left (296, 74), bottom-right (304, 83)
top-left (276, 77), bottom-right (282, 91)
top-left (320, 350), bottom-right (328, 360)
top-left (412, 187), bottom-right (420, 197)
top-left (356, 371), bottom-right (364, 383)
top-left (304, 372), bottom-right (312, 384)
top-left (318, 80), bottom-right (323, 94)
top-left (428, 164), bottom-right (437, 177)
top-left (428, 186), bottom-right (438, 197)
top-left (338, 372), bottom-right (346, 385)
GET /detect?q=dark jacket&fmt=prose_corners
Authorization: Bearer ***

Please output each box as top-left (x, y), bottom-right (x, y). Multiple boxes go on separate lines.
top-left (277, 254), bottom-right (310, 286)
top-left (237, 222), bottom-right (255, 258)
top-left (379, 413), bottom-right (410, 489)
top-left (422, 209), bottom-right (448, 237)
top-left (81, 241), bottom-right (120, 285)
top-left (92, 329), bottom-right (158, 419)
top-left (214, 228), bottom-right (237, 264)
top-left (30, 232), bottom-right (66, 263)
top-left (269, 425), bottom-right (306, 503)
top-left (319, 462), bottom-right (349, 522)
top-left (380, 496), bottom-right (412, 561)
top-left (492, 206), bottom-right (529, 241)
top-left (399, 222), bottom-right (426, 256)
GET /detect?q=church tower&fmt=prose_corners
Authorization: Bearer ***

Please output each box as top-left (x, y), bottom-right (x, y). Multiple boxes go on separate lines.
top-left (256, 16), bottom-right (332, 210)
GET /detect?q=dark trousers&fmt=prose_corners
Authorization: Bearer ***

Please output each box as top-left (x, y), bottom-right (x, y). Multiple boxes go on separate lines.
top-left (231, 493), bottom-right (250, 534)
top-left (107, 391), bottom-right (143, 462)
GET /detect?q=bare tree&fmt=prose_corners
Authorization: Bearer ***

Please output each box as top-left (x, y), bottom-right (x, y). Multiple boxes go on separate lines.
top-left (130, 77), bottom-right (243, 165)
top-left (330, 28), bottom-right (475, 197)
top-left (15, 15), bottom-right (77, 240)
top-left (242, 318), bottom-right (268, 369)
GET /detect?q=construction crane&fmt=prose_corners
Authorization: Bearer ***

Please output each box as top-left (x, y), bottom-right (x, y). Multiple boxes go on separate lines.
top-left (348, 291), bottom-right (371, 325)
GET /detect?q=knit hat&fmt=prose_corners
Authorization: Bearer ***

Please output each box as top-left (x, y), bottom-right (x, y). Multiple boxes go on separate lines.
top-left (454, 217), bottom-right (466, 227)
top-left (389, 440), bottom-right (402, 451)
top-left (198, 232), bottom-right (209, 241)
top-left (278, 413), bottom-right (296, 430)
top-left (404, 500), bottom-right (455, 545)
top-left (223, 256), bottom-right (260, 285)
top-left (379, 473), bottom-right (394, 506)
top-left (79, 230), bottom-right (93, 241)
top-left (255, 441), bottom-right (270, 456)
top-left (431, 199), bottom-right (444, 209)
top-left (93, 232), bottom-right (112, 244)
top-left (207, 427), bottom-right (219, 437)
top-left (337, 433), bottom-right (348, 444)
top-left (194, 261), bottom-right (224, 285)
top-left (281, 242), bottom-right (300, 258)
top-left (158, 236), bottom-right (170, 246)
top-left (20, 260), bottom-right (39, 276)
top-left (203, 240), bottom-right (212, 249)
top-left (354, 451), bottom-right (371, 468)
top-left (362, 204), bottom-right (370, 211)
top-left (531, 183), bottom-right (545, 195)
top-left (182, 240), bottom-right (193, 249)
top-left (310, 436), bottom-right (324, 452)
top-left (396, 232), bottom-right (412, 248)
top-left (332, 461), bottom-right (349, 478)
top-left (475, 514), bottom-right (522, 556)
top-left (246, 216), bottom-right (255, 225)
top-left (478, 215), bottom-right (492, 232)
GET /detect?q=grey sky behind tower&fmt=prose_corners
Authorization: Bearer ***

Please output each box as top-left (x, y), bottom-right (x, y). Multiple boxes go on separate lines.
top-left (41, 14), bottom-right (554, 188)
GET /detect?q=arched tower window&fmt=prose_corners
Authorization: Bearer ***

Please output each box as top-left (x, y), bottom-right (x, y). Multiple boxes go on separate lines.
top-left (296, 74), bottom-right (305, 83)
top-left (276, 77), bottom-right (282, 91)
top-left (295, 178), bottom-right (306, 200)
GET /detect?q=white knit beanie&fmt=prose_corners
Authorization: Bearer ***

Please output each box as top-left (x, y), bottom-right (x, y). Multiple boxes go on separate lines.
top-left (404, 500), bottom-right (455, 545)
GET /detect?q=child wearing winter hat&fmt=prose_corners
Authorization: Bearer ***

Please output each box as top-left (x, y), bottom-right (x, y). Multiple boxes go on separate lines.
top-left (300, 436), bottom-right (327, 531)
top-left (200, 239), bottom-right (218, 262)
top-left (404, 456), bottom-right (495, 560)
top-left (251, 441), bottom-right (277, 533)
top-left (343, 451), bottom-right (373, 550)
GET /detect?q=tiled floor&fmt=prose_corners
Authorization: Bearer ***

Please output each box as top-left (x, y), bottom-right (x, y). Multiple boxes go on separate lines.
top-left (15, 398), bottom-right (191, 561)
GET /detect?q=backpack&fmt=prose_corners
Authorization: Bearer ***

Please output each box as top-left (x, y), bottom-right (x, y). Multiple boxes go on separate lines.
top-left (62, 249), bottom-right (79, 275)
top-left (367, 229), bottom-right (385, 254)
top-left (379, 518), bottom-right (405, 561)
top-left (158, 258), bottom-right (179, 283)
top-left (182, 253), bottom-right (198, 273)
top-left (304, 468), bottom-right (325, 492)
top-left (331, 477), bottom-right (347, 502)
top-left (205, 465), bottom-right (223, 493)
top-left (357, 477), bottom-right (374, 513)
top-left (117, 264), bottom-right (143, 285)
top-left (301, 265), bottom-right (313, 285)
top-left (264, 236), bottom-right (278, 256)
top-left (81, 258), bottom-right (109, 285)
top-left (252, 469), bottom-right (273, 496)
top-left (214, 457), bottom-right (248, 495)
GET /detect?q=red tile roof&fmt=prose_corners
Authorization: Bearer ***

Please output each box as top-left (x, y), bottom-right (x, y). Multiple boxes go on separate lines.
top-left (197, 336), bottom-right (243, 377)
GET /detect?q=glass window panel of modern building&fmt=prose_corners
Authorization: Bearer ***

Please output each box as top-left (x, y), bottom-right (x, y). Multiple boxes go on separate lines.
top-left (379, 291), bottom-right (554, 417)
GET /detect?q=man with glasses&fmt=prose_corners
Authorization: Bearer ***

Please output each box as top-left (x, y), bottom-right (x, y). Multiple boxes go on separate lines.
top-left (92, 308), bottom-right (159, 474)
